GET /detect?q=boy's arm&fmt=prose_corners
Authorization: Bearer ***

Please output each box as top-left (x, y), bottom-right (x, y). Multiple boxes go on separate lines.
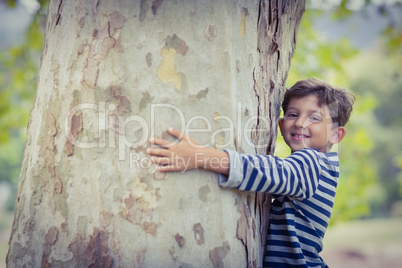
top-left (147, 129), bottom-right (325, 200)
top-left (226, 149), bottom-right (323, 199)
top-left (147, 127), bottom-right (230, 175)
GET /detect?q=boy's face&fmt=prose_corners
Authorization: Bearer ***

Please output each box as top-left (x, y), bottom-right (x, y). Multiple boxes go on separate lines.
top-left (279, 95), bottom-right (346, 153)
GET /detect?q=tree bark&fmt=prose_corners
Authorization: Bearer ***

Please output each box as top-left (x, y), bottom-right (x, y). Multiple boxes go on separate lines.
top-left (7, 0), bottom-right (304, 267)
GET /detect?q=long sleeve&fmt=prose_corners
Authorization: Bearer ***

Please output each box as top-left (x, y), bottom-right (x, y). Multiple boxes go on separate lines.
top-left (218, 148), bottom-right (340, 267)
top-left (219, 148), bottom-right (327, 200)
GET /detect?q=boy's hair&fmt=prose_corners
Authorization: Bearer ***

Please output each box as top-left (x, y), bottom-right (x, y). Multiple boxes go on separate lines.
top-left (282, 78), bottom-right (355, 127)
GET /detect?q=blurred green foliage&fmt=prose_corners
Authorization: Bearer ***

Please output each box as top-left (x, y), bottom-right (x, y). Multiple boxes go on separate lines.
top-left (276, 8), bottom-right (380, 222)
top-left (347, 51), bottom-right (402, 217)
top-left (0, 0), bottom-right (401, 222)
top-left (0, 0), bottom-right (48, 187)
top-left (279, 1), bottom-right (402, 223)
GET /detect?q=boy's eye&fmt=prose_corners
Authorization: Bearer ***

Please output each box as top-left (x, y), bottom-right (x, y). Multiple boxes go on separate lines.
top-left (309, 116), bottom-right (321, 122)
top-left (286, 113), bottom-right (298, 118)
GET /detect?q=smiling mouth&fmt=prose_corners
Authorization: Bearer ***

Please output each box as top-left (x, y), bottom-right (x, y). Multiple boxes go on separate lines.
top-left (291, 133), bottom-right (310, 140)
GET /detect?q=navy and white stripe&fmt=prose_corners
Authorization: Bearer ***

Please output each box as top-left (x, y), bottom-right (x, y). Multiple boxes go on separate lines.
top-left (219, 148), bottom-right (339, 268)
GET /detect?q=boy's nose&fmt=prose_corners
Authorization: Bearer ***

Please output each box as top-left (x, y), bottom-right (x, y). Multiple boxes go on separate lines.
top-left (295, 117), bottom-right (307, 128)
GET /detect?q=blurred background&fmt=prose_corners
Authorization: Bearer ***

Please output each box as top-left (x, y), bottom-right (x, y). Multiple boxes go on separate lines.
top-left (0, 0), bottom-right (401, 267)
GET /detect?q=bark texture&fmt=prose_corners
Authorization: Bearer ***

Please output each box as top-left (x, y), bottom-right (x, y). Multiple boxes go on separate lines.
top-left (7, 0), bottom-right (304, 267)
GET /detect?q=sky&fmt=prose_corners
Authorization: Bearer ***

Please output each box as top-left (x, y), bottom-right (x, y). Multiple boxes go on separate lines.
top-left (310, 0), bottom-right (401, 10)
top-left (0, 2), bottom-right (32, 49)
top-left (313, 4), bottom-right (401, 49)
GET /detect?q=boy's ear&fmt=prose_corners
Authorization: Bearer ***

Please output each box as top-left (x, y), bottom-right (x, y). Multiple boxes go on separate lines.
top-left (278, 118), bottom-right (284, 136)
top-left (329, 126), bottom-right (347, 144)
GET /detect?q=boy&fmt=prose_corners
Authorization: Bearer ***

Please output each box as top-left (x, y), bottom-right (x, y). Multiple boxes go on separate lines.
top-left (147, 78), bottom-right (355, 267)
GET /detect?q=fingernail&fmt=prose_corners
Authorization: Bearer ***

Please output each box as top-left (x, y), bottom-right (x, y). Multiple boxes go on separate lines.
top-left (168, 127), bottom-right (173, 131)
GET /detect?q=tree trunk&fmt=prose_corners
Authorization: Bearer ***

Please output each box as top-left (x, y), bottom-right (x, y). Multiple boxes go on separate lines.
top-left (7, 0), bottom-right (304, 267)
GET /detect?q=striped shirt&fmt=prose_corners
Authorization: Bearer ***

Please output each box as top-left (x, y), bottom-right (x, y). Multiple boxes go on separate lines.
top-left (218, 148), bottom-right (339, 267)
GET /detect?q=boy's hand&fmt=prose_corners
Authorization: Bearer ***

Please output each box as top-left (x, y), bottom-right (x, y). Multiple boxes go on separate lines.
top-left (147, 127), bottom-right (204, 172)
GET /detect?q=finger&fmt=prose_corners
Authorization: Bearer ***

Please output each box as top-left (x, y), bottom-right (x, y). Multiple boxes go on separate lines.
top-left (146, 148), bottom-right (170, 157)
top-left (168, 127), bottom-right (186, 141)
top-left (151, 156), bottom-right (171, 166)
top-left (150, 137), bottom-right (175, 147)
top-left (157, 165), bottom-right (186, 173)
top-left (156, 165), bottom-right (174, 172)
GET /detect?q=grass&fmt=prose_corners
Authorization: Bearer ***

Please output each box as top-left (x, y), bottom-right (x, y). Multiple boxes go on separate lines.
top-left (321, 217), bottom-right (402, 267)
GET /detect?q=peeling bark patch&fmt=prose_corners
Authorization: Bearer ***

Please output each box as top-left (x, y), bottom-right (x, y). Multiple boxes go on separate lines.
top-left (8, 242), bottom-right (25, 265)
top-left (86, 228), bottom-right (113, 267)
top-left (100, 211), bottom-right (112, 227)
top-left (153, 171), bottom-right (166, 181)
top-left (215, 131), bottom-right (225, 149)
top-left (82, 11), bottom-right (125, 88)
top-left (139, 91), bottom-right (154, 111)
top-left (65, 90), bottom-right (83, 156)
top-left (83, 55), bottom-right (100, 88)
top-left (195, 88), bottom-right (208, 100)
top-left (193, 223), bottom-right (204, 245)
top-left (157, 47), bottom-right (182, 90)
top-left (152, 0), bottom-right (164, 15)
top-left (133, 247), bottom-right (146, 267)
top-left (44, 226), bottom-right (59, 249)
top-left (53, 176), bottom-right (63, 194)
top-left (146, 52), bottom-right (152, 67)
top-left (39, 113), bottom-right (58, 174)
top-left (102, 37), bottom-right (116, 56)
top-left (110, 11), bottom-right (125, 34)
top-left (198, 185), bottom-right (210, 202)
top-left (110, 85), bottom-right (132, 114)
top-left (204, 24), bottom-right (217, 41)
top-left (209, 241), bottom-right (230, 268)
top-left (78, 17), bottom-right (85, 28)
top-left (121, 187), bottom-right (158, 236)
top-left (142, 221), bottom-right (157, 236)
top-left (213, 112), bottom-right (220, 122)
top-left (165, 34), bottom-right (189, 55)
top-left (38, 110), bottom-right (67, 202)
top-left (240, 8), bottom-right (248, 38)
top-left (61, 221), bottom-right (68, 233)
top-left (157, 34), bottom-right (188, 90)
top-left (64, 112), bottom-right (83, 156)
top-left (175, 233), bottom-right (186, 248)
top-left (68, 234), bottom-right (86, 265)
top-left (69, 228), bottom-right (113, 267)
top-left (161, 130), bottom-right (171, 140)
top-left (41, 226), bottom-right (59, 266)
